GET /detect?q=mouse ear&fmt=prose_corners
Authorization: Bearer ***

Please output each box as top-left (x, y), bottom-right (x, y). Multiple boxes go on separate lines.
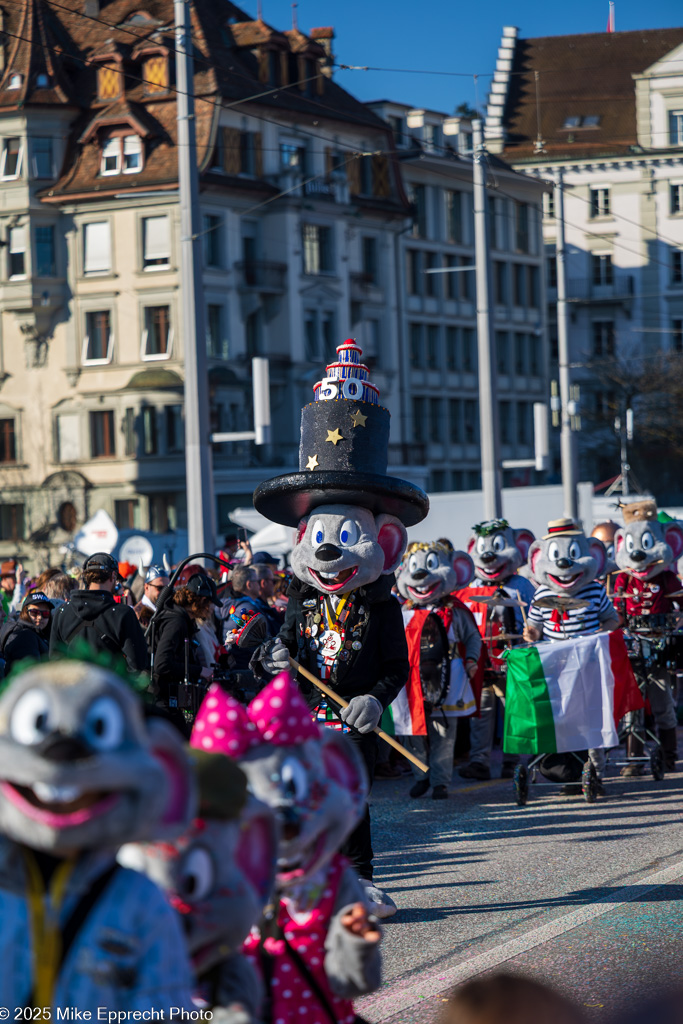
top-left (514, 529), bottom-right (535, 562)
top-left (235, 796), bottom-right (278, 906)
top-left (588, 538), bottom-right (607, 578)
top-left (376, 514), bottom-right (408, 574)
top-left (467, 536), bottom-right (476, 555)
top-left (321, 730), bottom-right (369, 822)
top-left (452, 551), bottom-right (475, 587)
top-left (145, 717), bottom-right (197, 839)
top-left (664, 523), bottom-right (683, 561)
top-left (529, 540), bottom-right (543, 580)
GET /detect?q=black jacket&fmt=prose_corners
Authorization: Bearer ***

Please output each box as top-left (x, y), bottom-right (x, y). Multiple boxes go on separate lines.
top-left (49, 591), bottom-right (148, 673)
top-left (1, 620), bottom-right (49, 674)
top-left (278, 574), bottom-right (409, 710)
top-left (151, 603), bottom-right (202, 701)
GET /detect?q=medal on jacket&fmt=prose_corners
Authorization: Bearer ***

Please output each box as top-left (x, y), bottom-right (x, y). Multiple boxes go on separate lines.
top-left (318, 593), bottom-right (353, 663)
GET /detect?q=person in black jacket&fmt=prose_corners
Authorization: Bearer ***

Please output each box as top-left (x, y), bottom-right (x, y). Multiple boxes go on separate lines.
top-left (49, 552), bottom-right (148, 673)
top-left (1, 591), bottom-right (53, 674)
top-left (150, 575), bottom-right (220, 732)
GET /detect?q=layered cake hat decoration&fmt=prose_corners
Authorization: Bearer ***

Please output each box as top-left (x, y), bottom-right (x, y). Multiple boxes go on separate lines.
top-left (253, 340), bottom-right (429, 528)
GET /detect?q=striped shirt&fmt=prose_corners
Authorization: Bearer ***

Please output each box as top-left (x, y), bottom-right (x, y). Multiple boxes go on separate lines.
top-left (528, 582), bottom-right (614, 639)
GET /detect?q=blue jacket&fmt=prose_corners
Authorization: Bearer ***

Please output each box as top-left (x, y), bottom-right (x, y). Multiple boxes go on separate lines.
top-left (0, 839), bottom-right (195, 1011)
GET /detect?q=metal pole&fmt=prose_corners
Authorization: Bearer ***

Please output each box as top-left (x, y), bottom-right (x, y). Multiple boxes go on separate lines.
top-left (554, 171), bottom-right (578, 519)
top-left (175, 0), bottom-right (215, 553)
top-left (472, 119), bottom-right (502, 519)
top-left (620, 417), bottom-right (630, 497)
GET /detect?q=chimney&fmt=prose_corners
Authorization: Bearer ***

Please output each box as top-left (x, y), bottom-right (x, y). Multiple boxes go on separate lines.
top-left (310, 26), bottom-right (334, 77)
top-left (84, 0), bottom-right (100, 17)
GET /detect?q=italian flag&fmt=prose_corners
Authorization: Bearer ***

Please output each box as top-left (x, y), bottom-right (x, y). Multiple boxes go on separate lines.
top-left (504, 632), bottom-right (644, 755)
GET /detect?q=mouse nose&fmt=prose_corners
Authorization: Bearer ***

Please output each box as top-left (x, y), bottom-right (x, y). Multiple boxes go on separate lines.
top-left (479, 551), bottom-right (496, 564)
top-left (555, 557), bottom-right (573, 570)
top-left (316, 543), bottom-right (342, 562)
top-left (630, 549), bottom-right (646, 562)
top-left (411, 569), bottom-right (428, 581)
top-left (37, 733), bottom-right (92, 762)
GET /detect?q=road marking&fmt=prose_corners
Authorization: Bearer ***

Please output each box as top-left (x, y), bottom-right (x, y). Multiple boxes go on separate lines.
top-left (359, 857), bottom-right (683, 1021)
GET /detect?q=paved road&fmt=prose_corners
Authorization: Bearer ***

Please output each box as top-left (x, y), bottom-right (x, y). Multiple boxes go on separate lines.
top-left (358, 752), bottom-right (683, 1023)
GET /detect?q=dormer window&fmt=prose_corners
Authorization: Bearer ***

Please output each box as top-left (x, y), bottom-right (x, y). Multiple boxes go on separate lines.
top-left (562, 115), bottom-right (600, 130)
top-left (7, 73), bottom-right (22, 90)
top-left (97, 64), bottom-right (121, 102)
top-left (101, 134), bottom-right (143, 176)
top-left (35, 73), bottom-right (50, 88)
top-left (143, 55), bottom-right (169, 95)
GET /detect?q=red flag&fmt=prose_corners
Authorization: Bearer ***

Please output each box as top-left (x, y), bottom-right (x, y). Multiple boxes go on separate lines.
top-left (607, 2), bottom-right (615, 33)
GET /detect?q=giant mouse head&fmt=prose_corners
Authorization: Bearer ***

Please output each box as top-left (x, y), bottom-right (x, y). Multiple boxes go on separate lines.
top-left (290, 503), bottom-right (407, 594)
top-left (191, 677), bottom-right (367, 892)
top-left (528, 520), bottom-right (606, 595)
top-left (397, 540), bottom-right (473, 605)
top-left (120, 755), bottom-right (276, 978)
top-left (0, 661), bottom-right (195, 856)
top-left (467, 519), bottom-right (535, 584)
top-left (614, 501), bottom-right (683, 581)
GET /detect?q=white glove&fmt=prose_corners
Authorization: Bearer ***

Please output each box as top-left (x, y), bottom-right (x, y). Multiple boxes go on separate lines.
top-left (340, 694), bottom-right (383, 734)
top-left (262, 639), bottom-right (290, 675)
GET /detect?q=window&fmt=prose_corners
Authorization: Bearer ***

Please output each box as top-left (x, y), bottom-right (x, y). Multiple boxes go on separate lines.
top-left (245, 310), bottom-right (261, 357)
top-left (672, 318), bottom-right (683, 352)
top-left (203, 214), bottom-right (222, 268)
top-left (672, 184), bottom-right (683, 215)
top-left (542, 191), bottom-right (555, 219)
top-left (115, 499), bottom-right (139, 530)
top-left (0, 420), bottom-right (16, 463)
top-left (388, 115), bottom-right (405, 147)
top-left (8, 226), bottom-right (26, 279)
top-left (143, 216), bottom-right (171, 270)
top-left (428, 398), bottom-right (441, 441)
top-left (1, 137), bottom-right (22, 178)
top-left (459, 256), bottom-right (474, 300)
top-left (166, 405), bottom-right (184, 453)
top-left (458, 130), bottom-right (473, 156)
top-left (590, 187), bottom-right (610, 218)
top-left (583, 115), bottom-right (600, 128)
top-left (462, 328), bottom-right (475, 372)
top-left (302, 224), bottom-right (332, 275)
top-left (427, 325), bottom-right (439, 369)
top-left (425, 252), bottom-right (439, 297)
top-left (464, 399), bottom-right (478, 442)
top-left (123, 135), bottom-right (142, 173)
top-left (150, 494), bottom-right (178, 533)
top-left (142, 407), bottom-right (158, 455)
top-left (406, 250), bottom-right (422, 296)
top-left (57, 414), bottom-right (81, 462)
top-left (361, 237), bottom-right (378, 284)
top-left (494, 261), bottom-right (507, 304)
top-left (529, 266), bottom-right (540, 308)
top-left (547, 254), bottom-right (557, 288)
top-left (101, 137), bottom-right (120, 175)
top-left (304, 314), bottom-right (317, 361)
top-left (207, 303), bottom-right (228, 359)
top-left (411, 185), bottom-right (427, 238)
top-left (669, 110), bottom-right (683, 146)
top-left (530, 333), bottom-right (542, 375)
top-left (280, 142), bottom-right (306, 171)
top-left (562, 116), bottom-right (581, 129)
top-left (412, 396), bottom-right (426, 442)
top-left (83, 221), bottom-right (111, 274)
top-left (514, 333), bottom-right (527, 375)
top-left (449, 398), bottom-right (462, 442)
top-left (592, 321), bottom-right (615, 358)
top-left (518, 402), bottom-right (532, 445)
top-left (7, 73), bottom-right (22, 90)
top-left (0, 504), bottom-right (24, 542)
top-left (446, 190), bottom-right (463, 243)
top-left (123, 409), bottom-right (136, 457)
top-left (143, 54), bottom-right (169, 94)
top-left (515, 203), bottom-right (529, 252)
top-left (499, 401), bottom-right (512, 444)
top-left (496, 331), bottom-right (509, 375)
top-left (591, 253), bottom-right (613, 286)
top-left (446, 326), bottom-right (459, 370)
top-left (409, 323), bottom-right (422, 368)
top-left (32, 137), bottom-right (53, 178)
top-left (444, 255), bottom-right (458, 300)
top-left (90, 410), bottom-right (116, 458)
top-left (673, 250), bottom-right (683, 286)
top-left (513, 264), bottom-right (526, 306)
top-left (142, 305), bottom-right (172, 359)
top-left (423, 123), bottom-right (440, 152)
top-left (35, 225), bottom-right (55, 277)
top-left (83, 311), bottom-right (113, 364)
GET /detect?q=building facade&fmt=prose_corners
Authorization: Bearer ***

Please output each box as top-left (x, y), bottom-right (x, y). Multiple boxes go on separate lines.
top-left (0, 0), bottom-right (413, 565)
top-left (486, 26), bottom-right (683, 493)
top-left (369, 101), bottom-right (549, 493)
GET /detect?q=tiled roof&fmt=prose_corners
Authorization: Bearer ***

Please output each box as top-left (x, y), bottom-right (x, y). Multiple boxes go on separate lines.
top-left (2, 0), bottom-right (390, 199)
top-left (501, 27), bottom-right (683, 161)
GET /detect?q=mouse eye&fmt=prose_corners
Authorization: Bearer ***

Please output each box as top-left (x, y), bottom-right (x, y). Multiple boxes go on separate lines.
top-left (84, 697), bottom-right (124, 751)
top-left (568, 541), bottom-right (581, 561)
top-left (492, 534), bottom-right (505, 553)
top-left (339, 520), bottom-right (359, 547)
top-left (641, 531), bottom-right (654, 551)
top-left (179, 847), bottom-right (214, 901)
top-left (425, 552), bottom-right (439, 572)
top-left (280, 756), bottom-right (308, 800)
top-left (312, 520), bottom-right (325, 546)
top-left (626, 534), bottom-right (635, 553)
top-left (548, 542), bottom-right (560, 562)
top-left (10, 689), bottom-right (53, 746)
top-left (408, 554), bottom-right (419, 574)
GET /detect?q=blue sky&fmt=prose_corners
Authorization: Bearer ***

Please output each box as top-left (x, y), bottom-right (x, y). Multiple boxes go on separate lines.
top-left (241, 0), bottom-right (683, 113)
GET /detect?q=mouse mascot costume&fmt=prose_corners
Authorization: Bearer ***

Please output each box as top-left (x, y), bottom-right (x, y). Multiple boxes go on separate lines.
top-left (391, 541), bottom-right (481, 799)
top-left (613, 500), bottom-right (683, 774)
top-left (253, 341), bottom-right (428, 919)
top-left (456, 520), bottom-right (535, 782)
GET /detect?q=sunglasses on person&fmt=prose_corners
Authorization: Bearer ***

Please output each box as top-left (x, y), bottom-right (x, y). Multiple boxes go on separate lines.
top-left (27, 606), bottom-right (51, 619)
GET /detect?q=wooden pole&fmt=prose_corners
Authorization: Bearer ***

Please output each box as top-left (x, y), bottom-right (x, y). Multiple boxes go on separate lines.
top-left (288, 657), bottom-right (429, 775)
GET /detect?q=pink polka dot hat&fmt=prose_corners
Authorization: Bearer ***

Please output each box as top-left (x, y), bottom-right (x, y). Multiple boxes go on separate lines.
top-left (191, 672), bottom-right (320, 757)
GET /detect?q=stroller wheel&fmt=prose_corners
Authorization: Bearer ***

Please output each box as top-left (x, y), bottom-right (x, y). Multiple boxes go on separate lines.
top-left (650, 745), bottom-right (665, 781)
top-left (513, 764), bottom-right (529, 806)
top-left (582, 760), bottom-right (598, 803)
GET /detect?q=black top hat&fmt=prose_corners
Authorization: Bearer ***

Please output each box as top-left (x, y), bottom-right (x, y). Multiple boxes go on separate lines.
top-left (253, 341), bottom-right (429, 528)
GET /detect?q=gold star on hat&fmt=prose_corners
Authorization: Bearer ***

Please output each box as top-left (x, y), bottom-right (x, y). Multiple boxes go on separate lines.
top-left (349, 408), bottom-right (367, 428)
top-left (305, 454), bottom-right (319, 470)
top-left (326, 428), bottom-right (344, 445)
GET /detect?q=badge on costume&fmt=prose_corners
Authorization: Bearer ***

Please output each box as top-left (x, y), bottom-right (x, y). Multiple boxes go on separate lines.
top-left (650, 584), bottom-right (660, 593)
top-left (319, 630), bottom-right (343, 657)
